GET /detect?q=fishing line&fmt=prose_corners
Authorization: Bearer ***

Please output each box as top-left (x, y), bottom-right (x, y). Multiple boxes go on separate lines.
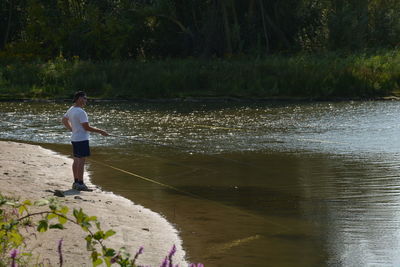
top-left (2, 119), bottom-right (295, 235)
top-left (88, 158), bottom-right (200, 199)
top-left (88, 157), bottom-right (293, 233)
top-left (3, 121), bottom-right (205, 198)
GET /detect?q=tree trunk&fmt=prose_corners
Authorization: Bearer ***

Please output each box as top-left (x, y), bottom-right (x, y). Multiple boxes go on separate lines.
top-left (356, 0), bottom-right (369, 45)
top-left (221, 0), bottom-right (233, 55)
top-left (248, 0), bottom-right (255, 24)
top-left (258, 0), bottom-right (269, 53)
top-left (230, 0), bottom-right (240, 52)
top-left (259, 0), bottom-right (290, 49)
top-left (4, 0), bottom-right (14, 47)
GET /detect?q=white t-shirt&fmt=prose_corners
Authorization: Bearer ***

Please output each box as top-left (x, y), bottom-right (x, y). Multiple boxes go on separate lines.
top-left (64, 106), bottom-right (90, 142)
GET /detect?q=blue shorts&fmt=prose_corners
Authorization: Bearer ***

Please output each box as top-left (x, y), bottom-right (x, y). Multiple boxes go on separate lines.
top-left (71, 140), bottom-right (90, 158)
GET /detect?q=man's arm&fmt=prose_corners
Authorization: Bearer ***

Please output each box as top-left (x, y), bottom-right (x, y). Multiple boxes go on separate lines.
top-left (82, 122), bottom-right (109, 136)
top-left (62, 117), bottom-right (72, 131)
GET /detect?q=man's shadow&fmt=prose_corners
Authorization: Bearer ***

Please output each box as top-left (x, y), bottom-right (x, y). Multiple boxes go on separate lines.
top-left (62, 189), bottom-right (81, 196)
top-left (51, 189), bottom-right (81, 197)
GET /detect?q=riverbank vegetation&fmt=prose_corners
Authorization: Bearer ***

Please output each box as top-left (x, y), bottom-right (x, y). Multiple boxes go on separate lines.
top-left (1, 0), bottom-right (400, 100)
top-left (0, 51), bottom-right (399, 100)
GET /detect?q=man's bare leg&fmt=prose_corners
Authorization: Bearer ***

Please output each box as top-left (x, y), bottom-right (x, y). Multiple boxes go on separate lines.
top-left (73, 157), bottom-right (85, 182)
top-left (72, 157), bottom-right (92, 191)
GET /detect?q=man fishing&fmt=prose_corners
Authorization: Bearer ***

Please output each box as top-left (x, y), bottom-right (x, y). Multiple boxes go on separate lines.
top-left (62, 91), bottom-right (109, 191)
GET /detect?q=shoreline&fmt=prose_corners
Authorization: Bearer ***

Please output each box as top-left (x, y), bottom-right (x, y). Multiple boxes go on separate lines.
top-left (0, 141), bottom-right (188, 266)
top-left (0, 95), bottom-right (400, 103)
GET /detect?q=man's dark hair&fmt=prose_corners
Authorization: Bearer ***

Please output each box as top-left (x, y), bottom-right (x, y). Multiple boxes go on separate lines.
top-left (73, 91), bottom-right (86, 103)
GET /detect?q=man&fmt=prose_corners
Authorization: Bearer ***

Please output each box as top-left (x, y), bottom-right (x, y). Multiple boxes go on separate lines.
top-left (62, 91), bottom-right (109, 191)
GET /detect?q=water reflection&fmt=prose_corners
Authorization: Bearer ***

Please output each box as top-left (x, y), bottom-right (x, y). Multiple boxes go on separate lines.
top-left (2, 101), bottom-right (400, 266)
top-left (2, 101), bottom-right (400, 155)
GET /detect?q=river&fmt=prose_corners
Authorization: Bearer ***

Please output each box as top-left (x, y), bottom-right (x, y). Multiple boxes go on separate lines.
top-left (1, 100), bottom-right (400, 266)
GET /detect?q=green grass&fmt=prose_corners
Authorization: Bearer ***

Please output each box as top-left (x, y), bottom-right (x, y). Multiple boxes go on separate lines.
top-left (0, 50), bottom-right (399, 100)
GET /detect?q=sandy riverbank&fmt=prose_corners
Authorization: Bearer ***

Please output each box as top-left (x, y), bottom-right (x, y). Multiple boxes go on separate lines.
top-left (0, 141), bottom-right (188, 266)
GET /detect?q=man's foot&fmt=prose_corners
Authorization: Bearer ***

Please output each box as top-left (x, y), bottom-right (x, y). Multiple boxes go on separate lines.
top-left (72, 182), bottom-right (93, 192)
top-left (72, 182), bottom-right (78, 190)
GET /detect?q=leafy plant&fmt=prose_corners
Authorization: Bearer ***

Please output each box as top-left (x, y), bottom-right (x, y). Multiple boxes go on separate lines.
top-left (0, 194), bottom-right (202, 267)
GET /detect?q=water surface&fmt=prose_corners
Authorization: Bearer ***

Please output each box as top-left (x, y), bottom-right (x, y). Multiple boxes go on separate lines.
top-left (2, 101), bottom-right (400, 266)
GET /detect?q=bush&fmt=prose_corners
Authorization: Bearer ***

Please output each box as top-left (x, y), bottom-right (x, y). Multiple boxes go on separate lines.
top-left (0, 50), bottom-right (399, 100)
top-left (0, 194), bottom-right (202, 267)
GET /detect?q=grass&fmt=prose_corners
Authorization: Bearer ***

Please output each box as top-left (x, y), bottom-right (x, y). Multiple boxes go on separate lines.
top-left (0, 50), bottom-right (399, 100)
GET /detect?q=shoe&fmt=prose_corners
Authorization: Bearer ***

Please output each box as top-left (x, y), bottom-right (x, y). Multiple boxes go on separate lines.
top-left (72, 182), bottom-right (79, 190)
top-left (73, 182), bottom-right (93, 192)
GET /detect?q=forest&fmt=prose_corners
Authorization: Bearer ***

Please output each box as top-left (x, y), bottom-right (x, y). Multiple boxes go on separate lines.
top-left (0, 0), bottom-right (400, 99)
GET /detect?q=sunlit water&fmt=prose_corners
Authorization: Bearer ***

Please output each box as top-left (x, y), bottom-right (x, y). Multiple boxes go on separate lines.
top-left (2, 101), bottom-right (400, 266)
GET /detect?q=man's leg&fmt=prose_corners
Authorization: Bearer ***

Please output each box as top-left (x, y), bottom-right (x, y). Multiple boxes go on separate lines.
top-left (71, 141), bottom-right (91, 191)
top-left (72, 158), bottom-right (78, 181)
top-left (73, 157), bottom-right (85, 182)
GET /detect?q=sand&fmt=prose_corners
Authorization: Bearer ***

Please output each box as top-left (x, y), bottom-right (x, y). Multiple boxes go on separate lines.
top-left (0, 141), bottom-right (188, 266)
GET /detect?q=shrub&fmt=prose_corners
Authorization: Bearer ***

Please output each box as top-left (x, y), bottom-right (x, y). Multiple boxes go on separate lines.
top-left (0, 194), bottom-right (202, 267)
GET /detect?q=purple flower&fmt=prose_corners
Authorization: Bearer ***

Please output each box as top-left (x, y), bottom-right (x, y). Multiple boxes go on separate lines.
top-left (110, 254), bottom-right (119, 264)
top-left (134, 246), bottom-right (144, 262)
top-left (168, 245), bottom-right (176, 258)
top-left (10, 249), bottom-right (19, 267)
top-left (160, 256), bottom-right (168, 267)
top-left (10, 249), bottom-right (19, 258)
top-left (168, 245), bottom-right (176, 267)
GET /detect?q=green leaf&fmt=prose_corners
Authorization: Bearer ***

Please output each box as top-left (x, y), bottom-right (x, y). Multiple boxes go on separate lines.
top-left (104, 257), bottom-right (112, 267)
top-left (86, 235), bottom-right (94, 250)
top-left (93, 258), bottom-right (103, 267)
top-left (3, 223), bottom-right (13, 230)
top-left (73, 208), bottom-right (87, 224)
top-left (91, 251), bottom-right (99, 261)
top-left (60, 206), bottom-right (69, 215)
top-left (49, 223), bottom-right (65, 229)
top-left (58, 215), bottom-right (67, 224)
top-left (93, 231), bottom-right (105, 240)
top-left (21, 252), bottom-right (32, 256)
top-left (37, 220), bottom-right (48, 232)
top-left (87, 216), bottom-right (97, 221)
top-left (18, 205), bottom-right (27, 215)
top-left (23, 200), bottom-right (32, 205)
top-left (47, 213), bottom-right (58, 220)
top-left (34, 199), bottom-right (49, 206)
top-left (9, 231), bottom-right (23, 246)
top-left (104, 230), bottom-right (116, 239)
top-left (73, 208), bottom-right (79, 218)
top-left (6, 201), bottom-right (17, 206)
top-left (104, 248), bottom-right (116, 257)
